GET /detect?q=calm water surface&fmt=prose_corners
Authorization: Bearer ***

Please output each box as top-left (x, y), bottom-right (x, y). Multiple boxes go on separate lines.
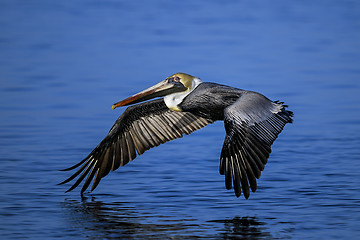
top-left (1, 1), bottom-right (360, 239)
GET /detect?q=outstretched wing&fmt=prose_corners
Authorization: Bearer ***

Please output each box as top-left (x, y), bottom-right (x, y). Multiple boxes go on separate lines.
top-left (59, 99), bottom-right (213, 194)
top-left (220, 92), bottom-right (293, 199)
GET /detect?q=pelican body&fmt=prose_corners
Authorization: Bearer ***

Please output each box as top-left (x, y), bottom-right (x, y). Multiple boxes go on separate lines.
top-left (60, 73), bottom-right (293, 199)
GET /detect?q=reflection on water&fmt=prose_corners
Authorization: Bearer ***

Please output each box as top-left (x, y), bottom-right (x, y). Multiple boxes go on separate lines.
top-left (63, 197), bottom-right (273, 239)
top-left (209, 217), bottom-right (271, 239)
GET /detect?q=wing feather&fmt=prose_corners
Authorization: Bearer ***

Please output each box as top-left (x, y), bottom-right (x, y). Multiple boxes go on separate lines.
top-left (220, 92), bottom-right (293, 198)
top-left (138, 120), bottom-right (158, 147)
top-left (231, 151), bottom-right (242, 198)
top-left (60, 99), bottom-right (213, 194)
top-left (66, 160), bottom-right (94, 192)
top-left (112, 139), bottom-right (121, 171)
top-left (82, 160), bottom-right (98, 193)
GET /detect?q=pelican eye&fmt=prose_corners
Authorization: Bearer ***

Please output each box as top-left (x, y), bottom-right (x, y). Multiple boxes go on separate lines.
top-left (168, 76), bottom-right (181, 83)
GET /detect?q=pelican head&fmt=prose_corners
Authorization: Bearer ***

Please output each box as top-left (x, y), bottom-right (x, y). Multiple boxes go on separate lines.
top-left (112, 73), bottom-right (202, 111)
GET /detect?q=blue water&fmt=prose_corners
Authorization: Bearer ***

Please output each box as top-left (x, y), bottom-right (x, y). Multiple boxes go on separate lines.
top-left (1, 0), bottom-right (360, 239)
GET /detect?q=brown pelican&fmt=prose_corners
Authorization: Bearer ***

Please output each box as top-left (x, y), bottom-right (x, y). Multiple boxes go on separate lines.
top-left (60, 73), bottom-right (293, 199)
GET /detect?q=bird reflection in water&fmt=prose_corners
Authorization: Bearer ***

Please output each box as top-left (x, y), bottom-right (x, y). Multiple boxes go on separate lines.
top-left (208, 217), bottom-right (272, 239)
top-left (62, 197), bottom-right (273, 239)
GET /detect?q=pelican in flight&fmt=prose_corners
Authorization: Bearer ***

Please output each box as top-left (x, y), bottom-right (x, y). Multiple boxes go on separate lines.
top-left (60, 73), bottom-right (293, 199)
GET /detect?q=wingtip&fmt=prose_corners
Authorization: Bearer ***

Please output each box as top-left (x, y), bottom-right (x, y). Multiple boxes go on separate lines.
top-left (59, 158), bottom-right (88, 171)
top-left (57, 181), bottom-right (66, 186)
top-left (59, 167), bottom-right (74, 172)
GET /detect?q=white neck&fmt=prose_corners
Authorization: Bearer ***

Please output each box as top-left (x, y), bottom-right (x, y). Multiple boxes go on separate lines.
top-left (164, 77), bottom-right (202, 111)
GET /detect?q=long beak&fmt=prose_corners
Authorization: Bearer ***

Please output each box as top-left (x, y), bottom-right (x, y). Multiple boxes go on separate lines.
top-left (112, 79), bottom-right (186, 109)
